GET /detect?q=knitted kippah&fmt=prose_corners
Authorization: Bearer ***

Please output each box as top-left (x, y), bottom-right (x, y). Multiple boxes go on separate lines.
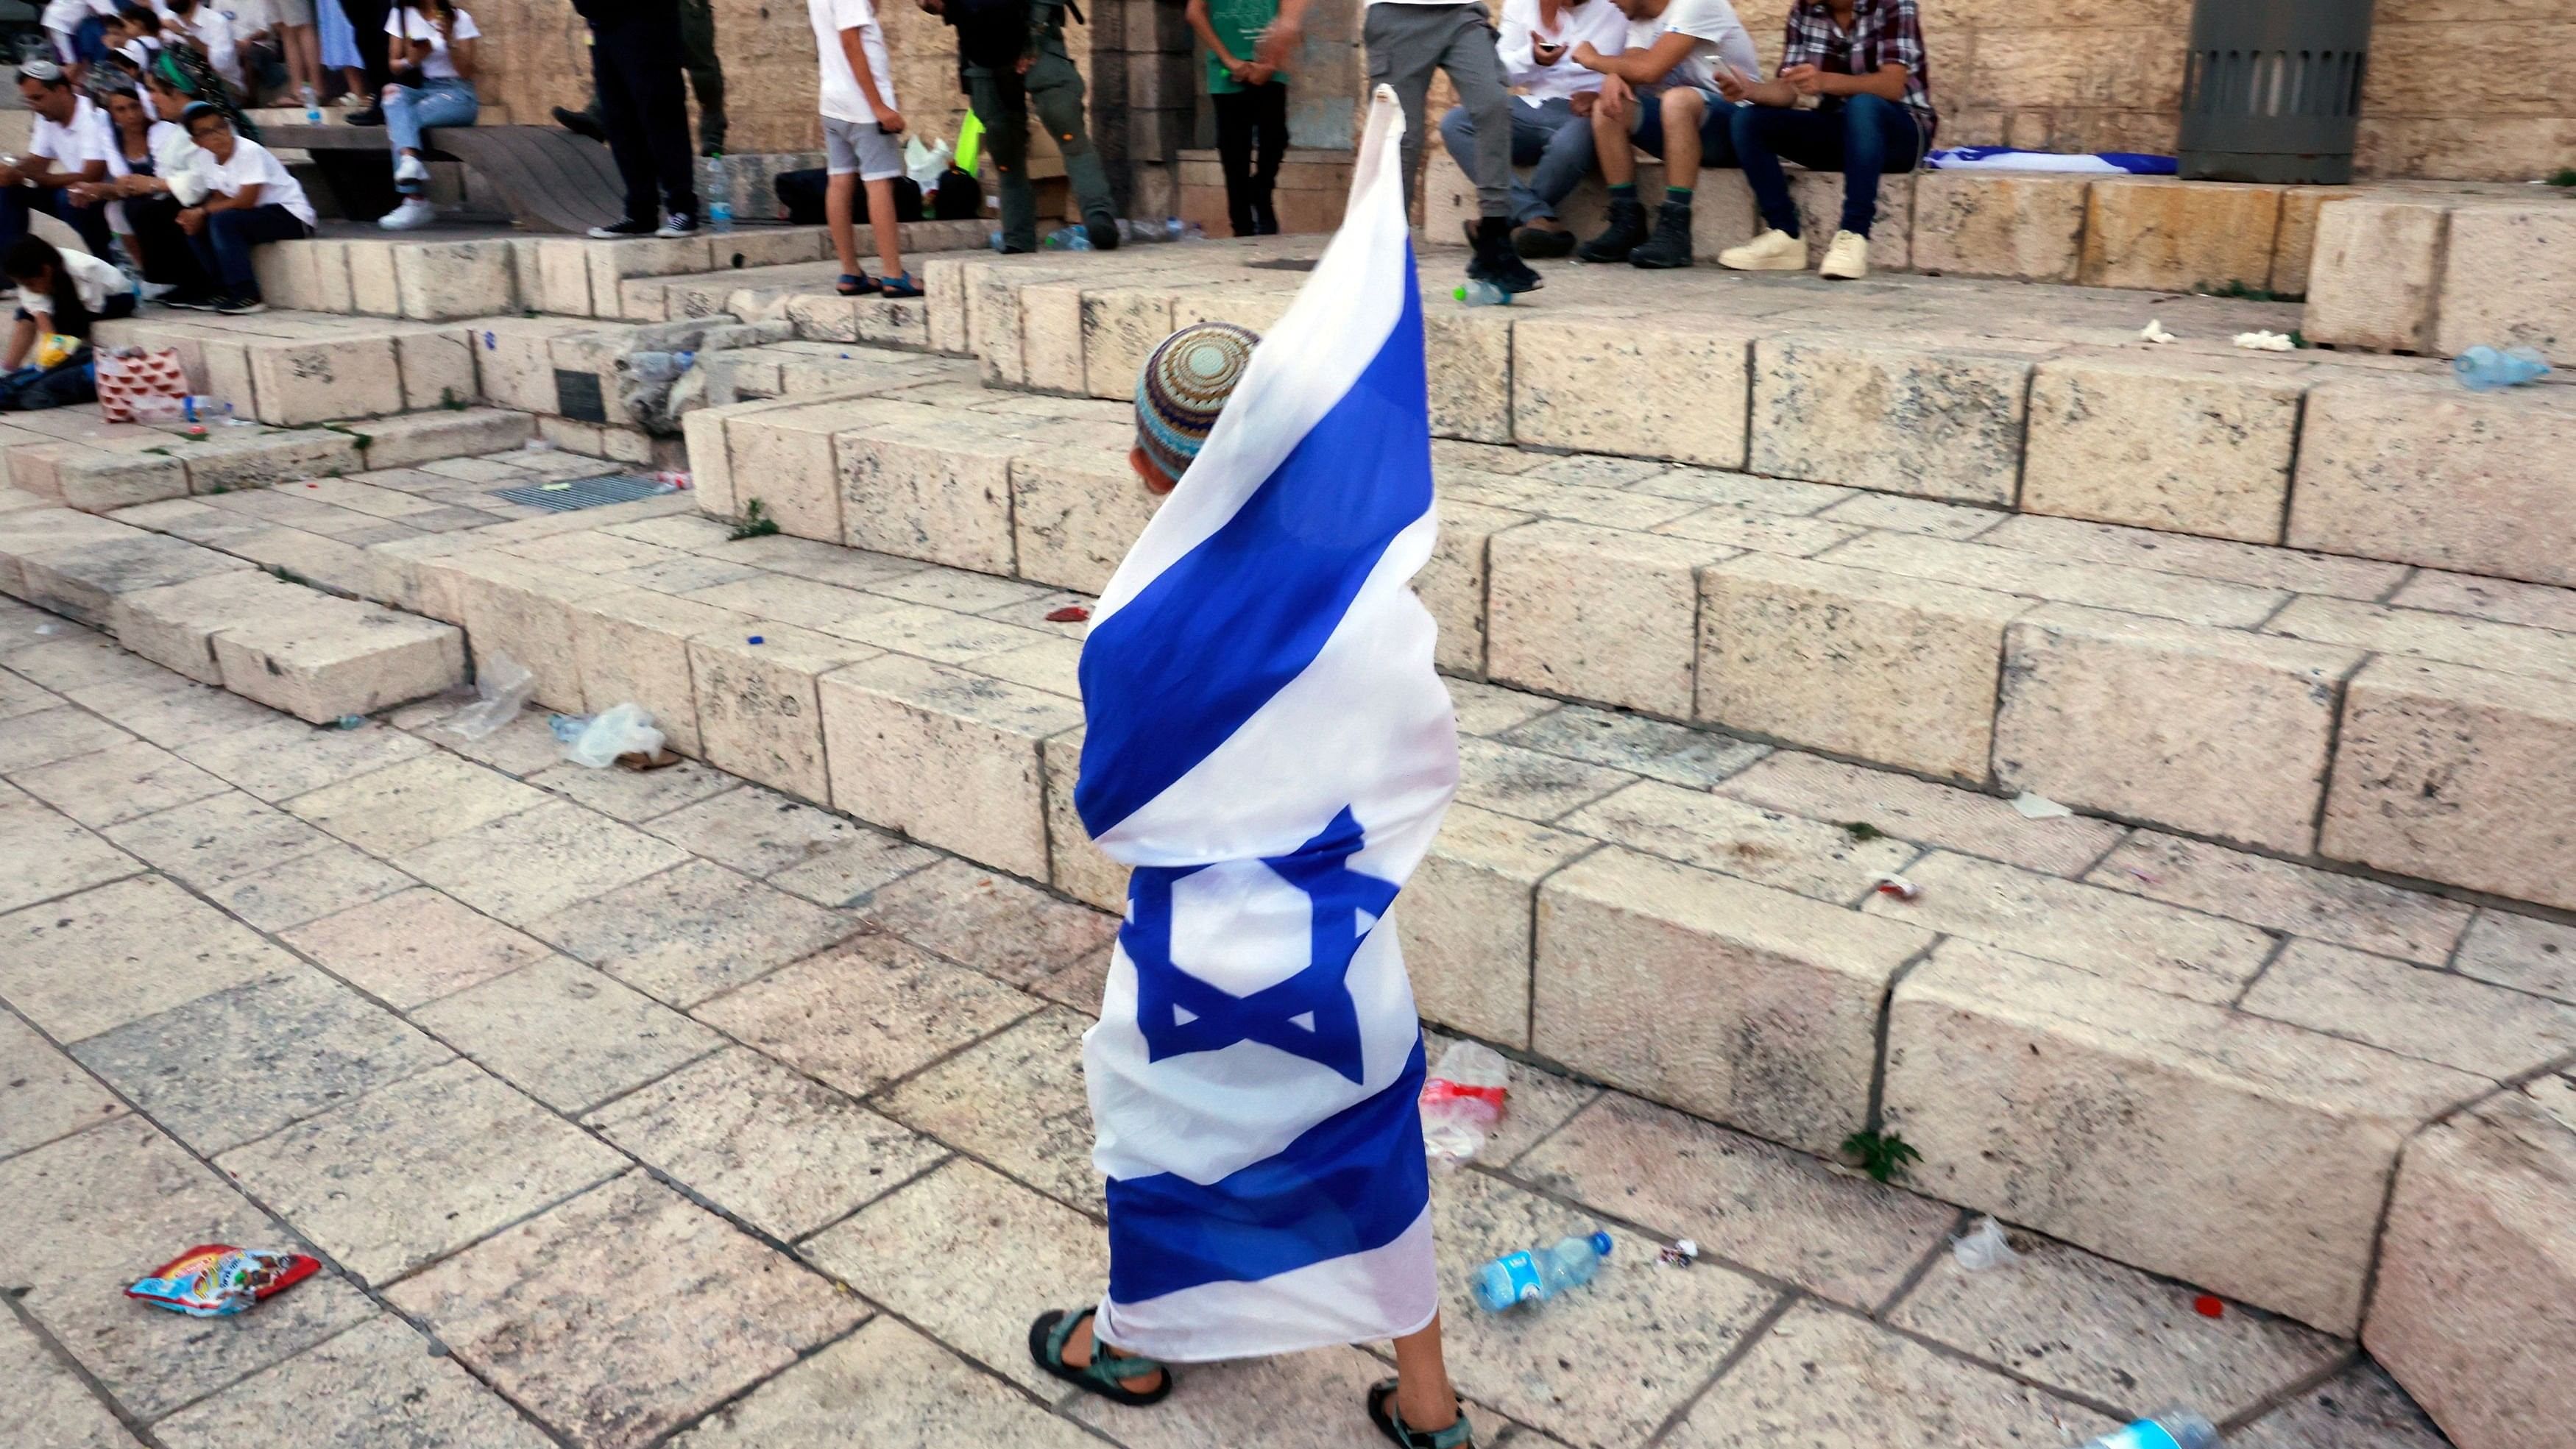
top-left (1134, 322), bottom-right (1259, 486)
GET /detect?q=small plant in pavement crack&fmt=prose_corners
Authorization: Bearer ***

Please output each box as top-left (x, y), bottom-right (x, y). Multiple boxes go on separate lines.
top-left (1841, 1129), bottom-right (1922, 1185)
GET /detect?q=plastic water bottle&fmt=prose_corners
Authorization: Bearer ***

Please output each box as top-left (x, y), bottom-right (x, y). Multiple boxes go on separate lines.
top-left (701, 157), bottom-right (732, 232)
top-left (1453, 280), bottom-right (1512, 308)
top-left (1473, 1232), bottom-right (1611, 1312)
top-left (2451, 344), bottom-right (2550, 392)
top-left (1041, 225), bottom-right (1093, 252)
top-left (130, 394), bottom-right (234, 426)
top-left (2071, 1409), bottom-right (2221, 1449)
top-left (301, 82), bottom-right (320, 126)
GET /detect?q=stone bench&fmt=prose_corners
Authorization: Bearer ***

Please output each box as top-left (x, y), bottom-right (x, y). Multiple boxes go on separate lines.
top-left (2304, 186), bottom-right (2576, 362)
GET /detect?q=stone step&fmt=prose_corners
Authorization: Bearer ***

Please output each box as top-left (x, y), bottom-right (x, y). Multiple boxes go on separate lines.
top-left (686, 377), bottom-right (2576, 914)
top-left (905, 244), bottom-right (2576, 591)
top-left (93, 310), bottom-right (489, 427)
top-left (162, 496), bottom-right (2575, 1345)
top-left (3, 407), bottom-right (534, 514)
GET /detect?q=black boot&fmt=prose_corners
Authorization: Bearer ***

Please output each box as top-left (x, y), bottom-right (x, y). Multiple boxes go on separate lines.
top-left (1085, 215), bottom-right (1122, 251)
top-left (1467, 216), bottom-right (1543, 294)
top-left (1514, 224), bottom-right (1577, 259)
top-left (1627, 198), bottom-right (1696, 269)
top-left (1576, 195), bottom-right (1649, 263)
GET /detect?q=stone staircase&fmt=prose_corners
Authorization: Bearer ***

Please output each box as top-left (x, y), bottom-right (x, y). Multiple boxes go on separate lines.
top-left (6, 217), bottom-right (2572, 1448)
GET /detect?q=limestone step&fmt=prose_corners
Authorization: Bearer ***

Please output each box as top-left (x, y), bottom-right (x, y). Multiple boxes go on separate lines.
top-left (683, 373), bottom-right (2576, 915)
top-left (2, 406), bottom-right (534, 513)
top-left (94, 310), bottom-right (488, 427)
top-left (146, 495), bottom-right (2575, 1345)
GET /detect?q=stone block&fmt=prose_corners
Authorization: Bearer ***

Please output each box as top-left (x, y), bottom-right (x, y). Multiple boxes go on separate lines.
top-left (920, 255), bottom-right (974, 354)
top-left (47, 446), bottom-right (189, 512)
top-left (1014, 280), bottom-right (1089, 392)
top-left (364, 407), bottom-right (532, 470)
top-left (1423, 303), bottom-right (1513, 444)
top-left (1487, 520), bottom-right (1728, 718)
top-left (571, 589), bottom-right (747, 757)
top-left (111, 569), bottom-right (313, 682)
top-left (1825, 529), bottom-right (2287, 627)
top-left (587, 236), bottom-right (715, 319)
top-left (450, 554), bottom-right (631, 712)
top-left (395, 328), bottom-right (479, 413)
top-left (1403, 804), bottom-right (1596, 1049)
top-left (2241, 940), bottom-right (2576, 1080)
top-left (245, 336), bottom-right (406, 425)
top-left (523, 238), bottom-right (597, 316)
top-left (1697, 551), bottom-right (2030, 782)
top-left (722, 397), bottom-right (926, 544)
top-left (470, 318), bottom-right (581, 414)
top-left (1510, 315), bottom-right (1756, 469)
top-left (2267, 186), bottom-right (2336, 298)
top-left (1421, 497), bottom-right (1528, 678)
top-left (1008, 446), bottom-right (1155, 595)
top-left (2301, 198), bottom-right (2446, 353)
top-left (1079, 287), bottom-right (1175, 400)
top-left (2022, 355), bottom-right (2307, 543)
top-left (2079, 177), bottom-right (2281, 291)
top-left (1786, 169), bottom-right (1912, 269)
top-left (1995, 603), bottom-right (2361, 853)
top-left (1535, 845), bottom-right (1936, 1155)
top-left (346, 241), bottom-right (400, 316)
top-left (1910, 171), bottom-right (2090, 282)
top-left (2289, 377), bottom-right (2576, 587)
top-left (688, 623), bottom-right (880, 804)
top-left (183, 431), bottom-right (365, 495)
top-left (853, 297), bottom-right (930, 349)
top-left (1884, 939), bottom-right (2486, 1333)
top-left (682, 405), bottom-right (739, 517)
top-left (392, 240), bottom-right (519, 320)
top-left (18, 535), bottom-right (251, 630)
top-left (818, 653), bottom-right (1083, 879)
top-left (2368, 1088), bottom-right (2576, 1449)
top-left (1750, 336), bottom-right (2032, 504)
top-left (2323, 656), bottom-right (2576, 911)
top-left (210, 598), bottom-right (468, 723)
top-left (839, 425), bottom-right (1020, 573)
top-left (1040, 729), bottom-right (1125, 910)
top-left (2435, 204), bottom-right (2576, 362)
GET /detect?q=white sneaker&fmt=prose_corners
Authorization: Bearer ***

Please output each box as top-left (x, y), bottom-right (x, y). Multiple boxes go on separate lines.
top-left (1819, 230), bottom-right (1869, 280)
top-left (393, 153), bottom-right (429, 185)
top-left (1716, 227), bottom-right (1806, 272)
top-left (378, 196), bottom-right (437, 230)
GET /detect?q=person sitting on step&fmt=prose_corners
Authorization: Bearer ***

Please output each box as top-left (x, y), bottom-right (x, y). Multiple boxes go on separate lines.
top-left (0, 61), bottom-right (117, 262)
top-left (68, 82), bottom-right (222, 308)
top-left (0, 235), bottom-right (136, 410)
top-left (1713, 0), bottom-right (1934, 281)
top-left (374, 0), bottom-right (481, 231)
top-left (1568, 0), bottom-right (1760, 269)
top-left (174, 102), bottom-right (314, 313)
top-left (1435, 0), bottom-right (1627, 261)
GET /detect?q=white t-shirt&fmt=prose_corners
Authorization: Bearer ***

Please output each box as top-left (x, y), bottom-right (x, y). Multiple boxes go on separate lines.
top-left (199, 135), bottom-right (316, 226)
top-left (17, 248), bottom-right (129, 319)
top-left (1628, 0), bottom-right (1760, 93)
top-left (225, 0), bottom-right (277, 35)
top-left (809, 0), bottom-right (896, 124)
top-left (1498, 0), bottom-right (1630, 104)
top-left (169, 5), bottom-right (240, 87)
top-left (40, 0), bottom-right (89, 35)
top-left (28, 96), bottom-right (103, 175)
top-left (387, 5), bottom-right (480, 82)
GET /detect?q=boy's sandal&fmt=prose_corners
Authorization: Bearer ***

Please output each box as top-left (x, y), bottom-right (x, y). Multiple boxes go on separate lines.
top-left (836, 272), bottom-right (879, 296)
top-left (879, 271), bottom-right (924, 300)
top-left (1367, 1378), bottom-right (1474, 1448)
top-left (1028, 1306), bottom-right (1173, 1406)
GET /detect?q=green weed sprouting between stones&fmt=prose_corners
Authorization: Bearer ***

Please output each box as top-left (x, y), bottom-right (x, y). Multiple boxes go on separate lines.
top-left (731, 499), bottom-right (781, 540)
top-left (2204, 279), bottom-right (2281, 303)
top-left (1841, 821), bottom-right (1885, 843)
top-left (1842, 1130), bottom-right (1922, 1185)
top-left (2548, 168), bottom-right (2576, 188)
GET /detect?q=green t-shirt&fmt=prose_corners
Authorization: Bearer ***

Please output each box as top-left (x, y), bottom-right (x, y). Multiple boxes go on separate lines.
top-left (1203, 0), bottom-right (1287, 94)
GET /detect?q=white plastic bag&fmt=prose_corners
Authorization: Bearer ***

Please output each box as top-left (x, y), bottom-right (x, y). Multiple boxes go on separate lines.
top-left (1420, 1040), bottom-right (1510, 1170)
top-left (562, 703), bottom-right (665, 770)
top-left (1952, 1216), bottom-right (2022, 1272)
top-left (907, 136), bottom-right (952, 194)
top-left (447, 651), bottom-right (534, 740)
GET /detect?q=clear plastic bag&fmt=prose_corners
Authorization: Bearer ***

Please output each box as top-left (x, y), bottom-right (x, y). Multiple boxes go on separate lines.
top-left (560, 703), bottom-right (665, 770)
top-left (1951, 1216), bottom-right (2022, 1272)
top-left (1421, 1040), bottom-right (1510, 1170)
top-left (447, 651), bottom-right (534, 740)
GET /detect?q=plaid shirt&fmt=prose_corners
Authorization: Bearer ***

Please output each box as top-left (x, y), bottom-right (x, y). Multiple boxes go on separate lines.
top-left (1780, 0), bottom-right (1936, 141)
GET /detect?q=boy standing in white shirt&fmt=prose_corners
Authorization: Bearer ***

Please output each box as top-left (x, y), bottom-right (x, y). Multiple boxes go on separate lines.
top-left (1435, 0), bottom-right (1625, 259)
top-left (807, 0), bottom-right (917, 297)
top-left (1571, 0), bottom-right (1761, 268)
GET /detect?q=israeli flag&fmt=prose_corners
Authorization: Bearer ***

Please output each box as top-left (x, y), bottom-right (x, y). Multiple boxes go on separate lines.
top-left (1072, 85), bottom-right (1457, 1363)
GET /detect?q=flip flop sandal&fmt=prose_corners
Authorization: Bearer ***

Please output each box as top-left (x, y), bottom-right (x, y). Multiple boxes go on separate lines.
top-left (1367, 1378), bottom-right (1474, 1448)
top-left (836, 273), bottom-right (880, 296)
top-left (879, 271), bottom-right (924, 300)
top-left (1028, 1306), bottom-right (1173, 1406)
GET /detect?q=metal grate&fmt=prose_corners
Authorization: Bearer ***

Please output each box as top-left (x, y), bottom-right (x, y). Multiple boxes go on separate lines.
top-left (492, 474), bottom-right (675, 513)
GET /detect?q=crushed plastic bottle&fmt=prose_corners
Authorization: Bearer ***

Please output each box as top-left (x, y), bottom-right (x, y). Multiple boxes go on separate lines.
top-left (2451, 344), bottom-right (2551, 392)
top-left (1453, 280), bottom-right (1512, 307)
top-left (2070, 1409), bottom-right (2221, 1449)
top-left (331, 715), bottom-right (365, 730)
top-left (990, 230), bottom-right (1006, 252)
top-left (129, 394), bottom-right (235, 428)
top-left (1420, 1040), bottom-right (1509, 1169)
top-left (1473, 1232), bottom-right (1612, 1312)
top-left (1041, 225), bottom-right (1094, 252)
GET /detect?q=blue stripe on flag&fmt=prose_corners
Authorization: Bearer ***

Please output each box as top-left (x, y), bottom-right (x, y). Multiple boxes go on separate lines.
top-left (1073, 277), bottom-right (1432, 839)
top-left (1104, 1035), bottom-right (1430, 1304)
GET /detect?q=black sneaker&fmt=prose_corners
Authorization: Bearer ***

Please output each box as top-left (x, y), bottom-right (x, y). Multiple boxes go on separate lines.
top-left (1084, 216), bottom-right (1121, 252)
top-left (1627, 199), bottom-right (1696, 269)
top-left (656, 211), bottom-right (699, 238)
top-left (1576, 196), bottom-right (1649, 264)
top-left (587, 217), bottom-right (660, 239)
top-left (1514, 224), bottom-right (1577, 259)
top-left (346, 104), bottom-right (383, 127)
top-left (216, 293), bottom-right (268, 315)
top-left (553, 106), bottom-right (605, 141)
top-left (1466, 216), bottom-right (1543, 294)
top-left (162, 290), bottom-right (220, 311)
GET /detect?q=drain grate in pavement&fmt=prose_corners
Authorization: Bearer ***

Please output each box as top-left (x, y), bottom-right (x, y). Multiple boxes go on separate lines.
top-left (492, 474), bottom-right (676, 514)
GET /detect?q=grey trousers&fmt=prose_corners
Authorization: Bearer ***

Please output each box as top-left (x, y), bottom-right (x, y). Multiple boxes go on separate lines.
top-left (1365, 1), bottom-right (1512, 221)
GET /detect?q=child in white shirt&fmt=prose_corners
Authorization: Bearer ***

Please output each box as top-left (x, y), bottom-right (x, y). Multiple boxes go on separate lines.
top-left (175, 101), bottom-right (312, 312)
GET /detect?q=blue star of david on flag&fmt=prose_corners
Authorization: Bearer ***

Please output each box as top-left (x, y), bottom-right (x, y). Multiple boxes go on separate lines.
top-left (1122, 807), bottom-right (1396, 1085)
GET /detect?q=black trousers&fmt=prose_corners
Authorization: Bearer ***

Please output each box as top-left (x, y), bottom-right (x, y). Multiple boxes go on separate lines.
top-left (121, 194), bottom-right (217, 299)
top-left (339, 0), bottom-right (395, 96)
top-left (590, 1), bottom-right (698, 224)
top-left (1211, 82), bottom-right (1287, 237)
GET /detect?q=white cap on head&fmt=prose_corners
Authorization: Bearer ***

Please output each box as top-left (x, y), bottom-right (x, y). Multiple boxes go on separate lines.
top-left (17, 58), bottom-right (64, 85)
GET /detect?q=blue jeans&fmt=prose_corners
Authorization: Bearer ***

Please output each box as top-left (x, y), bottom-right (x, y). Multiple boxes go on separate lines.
top-left (383, 78), bottom-right (481, 193)
top-left (1731, 92), bottom-right (1928, 238)
top-left (0, 185), bottom-right (114, 263)
top-left (1631, 87), bottom-right (1741, 170)
top-left (187, 204), bottom-right (313, 296)
top-left (1438, 96), bottom-right (1595, 227)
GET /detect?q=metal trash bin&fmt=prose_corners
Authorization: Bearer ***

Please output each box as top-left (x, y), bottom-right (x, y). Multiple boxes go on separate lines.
top-left (2177, 0), bottom-right (2377, 184)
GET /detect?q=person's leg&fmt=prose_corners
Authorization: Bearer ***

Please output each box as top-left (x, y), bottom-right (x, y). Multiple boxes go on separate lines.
top-left (345, 0), bottom-right (392, 99)
top-left (287, 24), bottom-right (319, 98)
top-left (826, 170), bottom-right (859, 274)
top-left (590, 19), bottom-right (659, 225)
top-left (1025, 40), bottom-right (1114, 238)
top-left (383, 83), bottom-right (423, 170)
top-left (1730, 102), bottom-right (1840, 235)
top-left (624, 4), bottom-right (699, 217)
top-left (865, 177), bottom-right (904, 277)
top-left (1521, 98), bottom-right (1593, 225)
top-left (679, 0), bottom-right (727, 155)
top-left (47, 188), bottom-right (116, 261)
top-left (1055, 1311), bottom-right (1169, 1395)
top-left (970, 66), bottom-right (1037, 252)
top-left (1435, 6), bottom-right (1512, 225)
top-left (0, 185), bottom-right (33, 259)
top-left (1627, 86), bottom-right (1705, 269)
top-left (127, 196), bottom-right (215, 297)
top-left (1390, 1317), bottom-right (1462, 1436)
top-left (1217, 89), bottom-right (1259, 238)
top-left (1362, 3), bottom-right (1446, 213)
top-left (1575, 96), bottom-right (1652, 263)
top-left (1830, 92), bottom-right (1917, 237)
top-left (208, 204), bottom-right (311, 300)
top-left (1250, 79), bottom-right (1287, 233)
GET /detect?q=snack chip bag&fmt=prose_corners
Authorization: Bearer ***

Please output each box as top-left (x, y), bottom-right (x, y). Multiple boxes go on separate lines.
top-left (32, 333), bottom-right (79, 370)
top-left (125, 1244), bottom-right (320, 1317)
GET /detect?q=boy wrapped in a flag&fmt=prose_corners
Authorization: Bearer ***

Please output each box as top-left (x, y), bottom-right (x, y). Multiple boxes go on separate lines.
top-left (1025, 87), bottom-right (1476, 1449)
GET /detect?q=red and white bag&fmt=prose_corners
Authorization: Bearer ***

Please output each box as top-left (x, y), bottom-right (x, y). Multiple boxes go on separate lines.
top-left (94, 347), bottom-right (191, 424)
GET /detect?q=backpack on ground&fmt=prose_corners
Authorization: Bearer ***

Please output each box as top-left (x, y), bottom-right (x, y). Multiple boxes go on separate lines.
top-left (774, 169), bottom-right (925, 225)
